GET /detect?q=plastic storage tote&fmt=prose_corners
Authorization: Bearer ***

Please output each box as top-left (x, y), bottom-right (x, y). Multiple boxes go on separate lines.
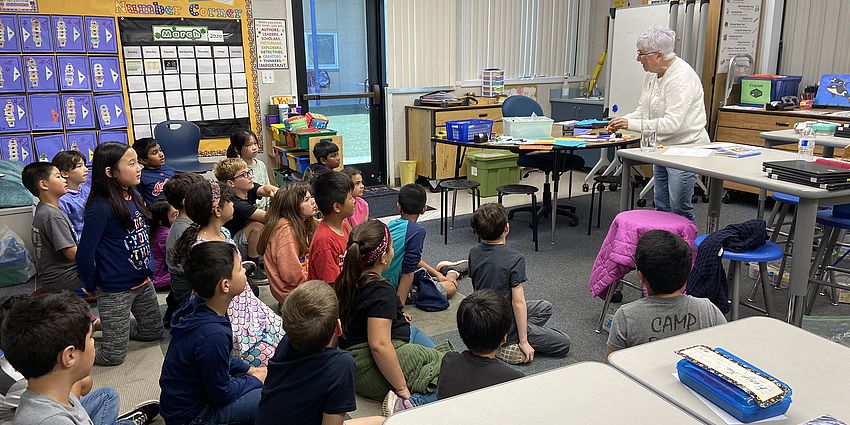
top-left (466, 151), bottom-right (520, 197)
top-left (283, 128), bottom-right (337, 149)
top-left (740, 75), bottom-right (802, 107)
top-left (503, 116), bottom-right (555, 139)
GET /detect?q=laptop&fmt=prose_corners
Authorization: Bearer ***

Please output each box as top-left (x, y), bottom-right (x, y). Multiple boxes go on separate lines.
top-left (762, 160), bottom-right (850, 183)
top-left (767, 172), bottom-right (850, 190)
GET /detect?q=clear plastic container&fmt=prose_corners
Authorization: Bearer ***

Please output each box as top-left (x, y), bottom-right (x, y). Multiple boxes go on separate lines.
top-left (503, 116), bottom-right (554, 139)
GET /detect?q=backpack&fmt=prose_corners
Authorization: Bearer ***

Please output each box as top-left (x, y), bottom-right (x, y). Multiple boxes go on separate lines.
top-left (412, 269), bottom-right (449, 312)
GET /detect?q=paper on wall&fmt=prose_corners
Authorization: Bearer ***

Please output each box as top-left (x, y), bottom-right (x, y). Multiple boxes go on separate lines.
top-left (129, 92), bottom-right (148, 108)
top-left (202, 105), bottom-right (218, 120)
top-left (148, 108), bottom-right (167, 124)
top-left (216, 89), bottom-right (233, 104)
top-left (229, 58), bottom-right (245, 73)
top-left (213, 46), bottom-right (229, 57)
top-left (145, 75), bottom-right (164, 91)
top-left (198, 74), bottom-right (215, 89)
top-left (133, 124), bottom-right (152, 139)
top-left (177, 46), bottom-right (195, 58)
top-left (233, 89), bottom-right (248, 104)
top-left (184, 106), bottom-right (202, 121)
top-left (182, 90), bottom-right (200, 106)
top-left (127, 76), bottom-right (146, 92)
top-left (199, 90), bottom-right (216, 105)
top-left (146, 92), bottom-right (165, 108)
top-left (195, 46), bottom-right (212, 58)
top-left (143, 59), bottom-right (162, 75)
top-left (163, 74), bottom-right (181, 91)
top-left (214, 58), bottom-right (230, 74)
top-left (123, 46), bottom-right (142, 59)
top-left (165, 91), bottom-right (182, 107)
top-left (142, 46), bottom-right (160, 58)
top-left (231, 73), bottom-right (247, 88)
top-left (167, 107), bottom-right (185, 121)
top-left (196, 59), bottom-right (214, 74)
top-left (179, 59), bottom-right (197, 74)
top-left (160, 46), bottom-right (178, 58)
top-left (180, 74), bottom-right (197, 90)
top-left (234, 103), bottom-right (249, 118)
top-left (131, 109), bottom-right (151, 125)
top-left (215, 73), bottom-right (231, 89)
top-left (229, 46), bottom-right (243, 58)
top-left (125, 59), bottom-right (144, 76)
top-left (218, 104), bottom-right (234, 119)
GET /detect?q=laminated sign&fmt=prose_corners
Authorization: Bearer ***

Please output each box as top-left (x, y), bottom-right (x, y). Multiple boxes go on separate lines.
top-left (152, 26), bottom-right (209, 43)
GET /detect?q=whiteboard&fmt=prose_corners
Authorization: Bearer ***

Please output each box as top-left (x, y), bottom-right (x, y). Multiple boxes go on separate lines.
top-left (606, 3), bottom-right (670, 117)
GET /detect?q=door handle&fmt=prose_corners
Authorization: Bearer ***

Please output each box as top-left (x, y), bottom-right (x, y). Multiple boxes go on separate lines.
top-left (371, 84), bottom-right (382, 105)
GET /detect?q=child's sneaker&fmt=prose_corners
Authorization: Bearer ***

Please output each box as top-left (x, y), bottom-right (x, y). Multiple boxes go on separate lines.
top-left (242, 260), bottom-right (269, 285)
top-left (437, 260), bottom-right (468, 279)
top-left (496, 344), bottom-right (526, 365)
top-left (381, 390), bottom-right (413, 417)
top-left (116, 400), bottom-right (159, 425)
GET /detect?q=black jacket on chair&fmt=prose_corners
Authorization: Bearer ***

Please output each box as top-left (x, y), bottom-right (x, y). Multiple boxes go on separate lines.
top-left (686, 220), bottom-right (768, 313)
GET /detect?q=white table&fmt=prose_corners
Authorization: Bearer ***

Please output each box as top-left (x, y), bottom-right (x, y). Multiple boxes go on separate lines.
top-left (384, 362), bottom-right (707, 424)
top-left (618, 147), bottom-right (850, 325)
top-left (608, 316), bottom-right (850, 424)
top-left (761, 129), bottom-right (850, 157)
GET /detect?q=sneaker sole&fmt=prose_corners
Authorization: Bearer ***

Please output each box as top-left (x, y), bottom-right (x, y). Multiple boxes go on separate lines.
top-left (381, 391), bottom-right (397, 417)
top-left (496, 345), bottom-right (526, 365)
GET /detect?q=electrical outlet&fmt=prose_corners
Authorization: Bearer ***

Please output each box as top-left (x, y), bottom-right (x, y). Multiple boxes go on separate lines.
top-left (261, 70), bottom-right (274, 84)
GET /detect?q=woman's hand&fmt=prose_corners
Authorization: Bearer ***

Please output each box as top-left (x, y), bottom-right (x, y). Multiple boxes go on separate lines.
top-left (607, 117), bottom-right (629, 132)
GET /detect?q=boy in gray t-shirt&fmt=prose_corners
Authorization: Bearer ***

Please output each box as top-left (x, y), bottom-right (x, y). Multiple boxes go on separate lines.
top-left (161, 173), bottom-right (204, 327)
top-left (605, 230), bottom-right (726, 360)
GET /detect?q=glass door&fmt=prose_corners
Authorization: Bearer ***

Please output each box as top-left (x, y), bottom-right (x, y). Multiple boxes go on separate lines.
top-left (292, 0), bottom-right (386, 185)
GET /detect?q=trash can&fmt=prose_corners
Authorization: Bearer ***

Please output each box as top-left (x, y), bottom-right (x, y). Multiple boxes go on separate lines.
top-left (399, 160), bottom-right (417, 186)
top-left (466, 151), bottom-right (520, 197)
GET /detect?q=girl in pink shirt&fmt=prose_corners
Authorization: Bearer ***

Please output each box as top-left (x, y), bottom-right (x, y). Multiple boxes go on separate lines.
top-left (150, 199), bottom-right (177, 288)
top-left (344, 167), bottom-right (369, 228)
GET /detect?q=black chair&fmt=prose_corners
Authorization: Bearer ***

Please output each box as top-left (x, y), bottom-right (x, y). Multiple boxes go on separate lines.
top-left (439, 179), bottom-right (481, 244)
top-left (502, 96), bottom-right (584, 230)
top-left (497, 184), bottom-right (539, 251)
top-left (588, 175), bottom-right (638, 235)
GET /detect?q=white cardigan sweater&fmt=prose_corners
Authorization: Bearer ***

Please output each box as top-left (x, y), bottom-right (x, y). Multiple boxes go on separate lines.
top-left (622, 57), bottom-right (710, 146)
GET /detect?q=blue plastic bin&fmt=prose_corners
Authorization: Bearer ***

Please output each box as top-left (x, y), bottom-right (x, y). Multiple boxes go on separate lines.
top-left (740, 75), bottom-right (802, 107)
top-left (446, 119), bottom-right (493, 142)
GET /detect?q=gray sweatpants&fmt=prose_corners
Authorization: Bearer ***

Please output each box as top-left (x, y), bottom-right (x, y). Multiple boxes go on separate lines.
top-left (95, 281), bottom-right (163, 366)
top-left (507, 299), bottom-right (571, 357)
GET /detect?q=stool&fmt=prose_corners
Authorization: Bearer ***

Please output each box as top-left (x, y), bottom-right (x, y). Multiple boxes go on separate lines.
top-left (497, 184), bottom-right (539, 252)
top-left (588, 175), bottom-right (636, 236)
top-left (762, 192), bottom-right (800, 291)
top-left (695, 234), bottom-right (782, 320)
top-left (804, 209), bottom-right (850, 315)
top-left (439, 179), bottom-right (481, 245)
top-left (591, 210), bottom-right (699, 333)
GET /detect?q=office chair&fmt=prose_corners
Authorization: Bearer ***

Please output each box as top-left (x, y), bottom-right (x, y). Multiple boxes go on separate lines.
top-left (153, 120), bottom-right (213, 173)
top-left (501, 95), bottom-right (583, 229)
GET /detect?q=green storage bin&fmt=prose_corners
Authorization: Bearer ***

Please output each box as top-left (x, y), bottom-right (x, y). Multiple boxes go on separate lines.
top-left (283, 129), bottom-right (337, 149)
top-left (466, 150), bottom-right (520, 197)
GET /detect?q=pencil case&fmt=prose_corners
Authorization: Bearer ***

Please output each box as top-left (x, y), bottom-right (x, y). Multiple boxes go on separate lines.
top-left (676, 346), bottom-right (792, 423)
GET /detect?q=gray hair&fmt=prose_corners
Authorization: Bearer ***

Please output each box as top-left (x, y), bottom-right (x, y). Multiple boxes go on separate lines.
top-left (636, 26), bottom-right (677, 60)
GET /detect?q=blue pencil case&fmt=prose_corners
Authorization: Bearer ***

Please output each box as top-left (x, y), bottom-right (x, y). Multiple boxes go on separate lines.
top-left (676, 346), bottom-right (792, 423)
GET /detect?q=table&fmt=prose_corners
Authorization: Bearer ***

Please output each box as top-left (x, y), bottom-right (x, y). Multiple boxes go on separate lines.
top-left (617, 147), bottom-right (850, 325)
top-left (384, 362), bottom-right (707, 424)
top-left (761, 129), bottom-right (850, 158)
top-left (608, 316), bottom-right (850, 424)
top-left (433, 135), bottom-right (638, 243)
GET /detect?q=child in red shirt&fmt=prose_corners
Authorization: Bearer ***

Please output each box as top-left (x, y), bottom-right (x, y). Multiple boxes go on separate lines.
top-left (308, 171), bottom-right (355, 283)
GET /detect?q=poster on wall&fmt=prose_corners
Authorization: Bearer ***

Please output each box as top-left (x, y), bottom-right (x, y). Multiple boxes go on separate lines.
top-left (0, 0), bottom-right (37, 13)
top-left (0, 56), bottom-right (25, 93)
top-left (52, 15), bottom-right (85, 53)
top-left (0, 15), bottom-right (21, 52)
top-left (716, 0), bottom-right (761, 73)
top-left (254, 19), bottom-right (288, 69)
top-left (19, 15), bottom-right (53, 52)
top-left (0, 134), bottom-right (33, 163)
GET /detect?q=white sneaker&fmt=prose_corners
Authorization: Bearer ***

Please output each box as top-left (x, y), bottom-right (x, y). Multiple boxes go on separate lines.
top-left (381, 390), bottom-right (413, 417)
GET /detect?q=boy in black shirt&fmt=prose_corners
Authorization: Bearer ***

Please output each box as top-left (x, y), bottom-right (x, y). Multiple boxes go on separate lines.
top-left (257, 280), bottom-right (383, 425)
top-left (437, 290), bottom-right (524, 399)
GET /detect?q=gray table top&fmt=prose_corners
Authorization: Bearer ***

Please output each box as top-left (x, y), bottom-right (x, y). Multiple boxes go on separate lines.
top-left (384, 361), bottom-right (705, 424)
top-left (618, 146), bottom-right (850, 202)
top-left (608, 316), bottom-right (850, 424)
top-left (760, 129), bottom-right (850, 148)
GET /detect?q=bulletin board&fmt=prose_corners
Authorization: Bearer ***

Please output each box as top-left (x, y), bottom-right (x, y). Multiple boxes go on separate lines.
top-left (0, 0), bottom-right (261, 161)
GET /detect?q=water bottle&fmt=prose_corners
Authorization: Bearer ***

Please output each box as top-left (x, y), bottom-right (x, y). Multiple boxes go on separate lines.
top-left (798, 123), bottom-right (816, 161)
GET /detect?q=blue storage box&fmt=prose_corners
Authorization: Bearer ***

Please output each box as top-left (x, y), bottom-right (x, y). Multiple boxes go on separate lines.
top-left (740, 75), bottom-right (803, 107)
top-left (61, 94), bottom-right (95, 130)
top-left (52, 16), bottom-right (86, 53)
top-left (66, 131), bottom-right (97, 164)
top-left (98, 130), bottom-right (129, 145)
top-left (23, 55), bottom-right (57, 93)
top-left (0, 134), bottom-right (33, 164)
top-left (89, 57), bottom-right (122, 92)
top-left (28, 94), bottom-right (63, 131)
top-left (94, 94), bottom-right (127, 130)
top-left (0, 15), bottom-right (21, 53)
top-left (57, 56), bottom-right (91, 92)
top-left (0, 96), bottom-right (29, 133)
top-left (84, 17), bottom-right (117, 53)
top-left (446, 119), bottom-right (494, 142)
top-left (0, 56), bottom-right (25, 93)
top-left (677, 347), bottom-right (792, 423)
top-left (19, 15), bottom-right (53, 52)
top-left (33, 133), bottom-right (66, 162)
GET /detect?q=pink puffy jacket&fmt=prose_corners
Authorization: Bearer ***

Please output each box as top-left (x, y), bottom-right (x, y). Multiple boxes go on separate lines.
top-left (588, 210), bottom-right (698, 298)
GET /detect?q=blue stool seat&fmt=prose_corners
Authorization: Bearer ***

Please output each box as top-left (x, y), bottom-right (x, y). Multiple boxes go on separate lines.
top-left (695, 235), bottom-right (784, 262)
top-left (816, 209), bottom-right (850, 229)
top-left (771, 192), bottom-right (799, 204)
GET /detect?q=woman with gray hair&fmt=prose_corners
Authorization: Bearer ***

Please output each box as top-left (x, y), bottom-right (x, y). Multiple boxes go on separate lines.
top-left (608, 26), bottom-right (709, 221)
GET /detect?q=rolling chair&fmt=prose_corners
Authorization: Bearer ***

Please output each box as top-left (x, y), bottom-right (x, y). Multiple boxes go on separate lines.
top-left (153, 120), bottom-right (214, 173)
top-left (502, 96), bottom-right (583, 229)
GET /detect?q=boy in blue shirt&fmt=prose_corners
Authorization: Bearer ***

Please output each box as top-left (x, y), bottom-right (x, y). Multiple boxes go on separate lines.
top-left (257, 280), bottom-right (383, 425)
top-left (383, 183), bottom-right (463, 305)
top-left (53, 150), bottom-right (89, 241)
top-left (134, 137), bottom-right (176, 206)
top-left (159, 242), bottom-right (266, 425)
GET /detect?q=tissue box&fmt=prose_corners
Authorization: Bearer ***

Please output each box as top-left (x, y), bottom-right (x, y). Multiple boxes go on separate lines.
top-left (676, 347), bottom-right (792, 423)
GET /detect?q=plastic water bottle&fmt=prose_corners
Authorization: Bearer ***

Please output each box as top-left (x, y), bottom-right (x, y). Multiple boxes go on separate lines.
top-left (798, 123), bottom-right (816, 161)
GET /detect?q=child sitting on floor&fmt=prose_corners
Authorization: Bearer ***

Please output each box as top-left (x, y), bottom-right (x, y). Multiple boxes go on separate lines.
top-left (605, 230), bottom-right (726, 361)
top-left (343, 167), bottom-right (369, 228)
top-left (160, 242), bottom-right (266, 425)
top-left (256, 281), bottom-right (384, 425)
top-left (307, 171), bottom-right (354, 283)
top-left (162, 173), bottom-right (205, 326)
top-left (302, 139), bottom-right (340, 182)
top-left (257, 182), bottom-right (318, 306)
top-left (52, 150), bottom-right (89, 241)
top-left (134, 137), bottom-right (176, 207)
top-left (149, 199), bottom-right (176, 289)
top-left (227, 129), bottom-right (271, 210)
top-left (468, 203), bottom-right (571, 365)
top-left (437, 289), bottom-right (524, 399)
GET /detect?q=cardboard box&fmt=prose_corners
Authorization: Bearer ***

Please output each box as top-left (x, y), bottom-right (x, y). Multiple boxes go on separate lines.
top-left (0, 96), bottom-right (30, 133)
top-left (89, 57), bottom-right (122, 92)
top-left (33, 133), bottom-right (66, 162)
top-left (19, 15), bottom-right (53, 52)
top-left (0, 15), bottom-right (21, 53)
top-left (61, 94), bottom-right (95, 130)
top-left (66, 131), bottom-right (97, 164)
top-left (28, 94), bottom-right (63, 131)
top-left (52, 16), bottom-right (86, 53)
top-left (57, 56), bottom-right (91, 91)
top-left (308, 134), bottom-right (343, 171)
top-left (94, 94), bottom-right (127, 129)
top-left (0, 134), bottom-right (33, 164)
top-left (22, 55), bottom-right (57, 93)
top-left (85, 17), bottom-right (117, 54)
top-left (0, 56), bottom-right (25, 93)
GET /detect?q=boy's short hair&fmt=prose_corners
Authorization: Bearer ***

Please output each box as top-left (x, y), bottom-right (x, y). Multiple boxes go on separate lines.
top-left (52, 150), bottom-right (86, 173)
top-left (634, 230), bottom-right (692, 294)
top-left (132, 137), bottom-right (159, 160)
top-left (312, 171), bottom-right (354, 215)
top-left (397, 183), bottom-right (426, 215)
top-left (0, 293), bottom-right (91, 379)
top-left (457, 290), bottom-right (512, 354)
top-left (185, 241), bottom-right (239, 299)
top-left (164, 173), bottom-right (204, 210)
top-left (21, 162), bottom-right (58, 197)
top-left (312, 139), bottom-right (339, 162)
top-left (470, 203), bottom-right (508, 241)
top-left (213, 158), bottom-right (248, 182)
top-left (281, 280), bottom-right (338, 353)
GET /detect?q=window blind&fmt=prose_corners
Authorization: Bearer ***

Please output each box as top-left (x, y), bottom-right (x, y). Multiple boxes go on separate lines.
top-left (385, 0), bottom-right (457, 88)
top-left (779, 0), bottom-right (850, 89)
